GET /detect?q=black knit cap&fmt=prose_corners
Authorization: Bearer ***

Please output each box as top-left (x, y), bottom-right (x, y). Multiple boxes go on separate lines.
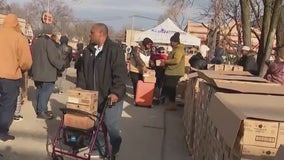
top-left (60, 35), bottom-right (69, 44)
top-left (170, 32), bottom-right (180, 43)
top-left (142, 37), bottom-right (153, 47)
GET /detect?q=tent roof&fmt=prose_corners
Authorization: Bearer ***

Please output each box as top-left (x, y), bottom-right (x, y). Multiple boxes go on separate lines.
top-left (135, 18), bottom-right (200, 46)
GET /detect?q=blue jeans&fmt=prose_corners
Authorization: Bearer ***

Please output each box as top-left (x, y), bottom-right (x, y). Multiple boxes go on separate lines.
top-left (0, 78), bottom-right (20, 133)
top-left (97, 100), bottom-right (123, 156)
top-left (34, 81), bottom-right (55, 114)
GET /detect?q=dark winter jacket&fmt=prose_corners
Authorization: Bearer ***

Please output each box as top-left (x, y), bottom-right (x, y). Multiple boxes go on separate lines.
top-left (76, 38), bottom-right (128, 109)
top-left (59, 43), bottom-right (72, 68)
top-left (75, 47), bottom-right (86, 70)
top-left (189, 53), bottom-right (208, 70)
top-left (31, 35), bottom-right (65, 82)
top-left (264, 61), bottom-right (284, 85)
top-left (210, 47), bottom-right (224, 64)
top-left (237, 54), bottom-right (258, 75)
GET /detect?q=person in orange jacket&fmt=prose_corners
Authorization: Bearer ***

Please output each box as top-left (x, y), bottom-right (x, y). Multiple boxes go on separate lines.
top-left (0, 14), bottom-right (32, 142)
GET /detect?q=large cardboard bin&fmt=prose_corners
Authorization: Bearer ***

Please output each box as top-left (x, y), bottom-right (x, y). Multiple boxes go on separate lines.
top-left (185, 70), bottom-right (284, 160)
top-left (207, 93), bottom-right (284, 159)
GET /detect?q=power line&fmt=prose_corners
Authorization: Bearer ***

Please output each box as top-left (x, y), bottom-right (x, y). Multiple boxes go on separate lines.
top-left (129, 15), bottom-right (158, 21)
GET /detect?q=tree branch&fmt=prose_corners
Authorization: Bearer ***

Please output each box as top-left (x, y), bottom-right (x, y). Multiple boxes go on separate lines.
top-left (251, 28), bottom-right (260, 41)
top-left (249, 0), bottom-right (261, 28)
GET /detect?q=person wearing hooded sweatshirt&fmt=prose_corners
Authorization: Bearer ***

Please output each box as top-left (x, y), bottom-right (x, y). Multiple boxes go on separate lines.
top-left (0, 14), bottom-right (32, 141)
top-left (160, 32), bottom-right (185, 111)
top-left (31, 24), bottom-right (65, 120)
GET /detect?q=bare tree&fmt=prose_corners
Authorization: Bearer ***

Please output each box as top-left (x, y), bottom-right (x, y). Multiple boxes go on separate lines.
top-left (240, 0), bottom-right (251, 47)
top-left (157, 0), bottom-right (194, 27)
top-left (9, 3), bottom-right (24, 17)
top-left (6, 0), bottom-right (132, 44)
top-left (158, 7), bottom-right (179, 23)
top-left (201, 0), bottom-right (226, 54)
top-left (68, 20), bottom-right (93, 42)
top-left (258, 0), bottom-right (284, 76)
top-left (158, 0), bottom-right (194, 9)
top-left (7, 0), bottom-right (74, 32)
top-left (0, 0), bottom-right (10, 14)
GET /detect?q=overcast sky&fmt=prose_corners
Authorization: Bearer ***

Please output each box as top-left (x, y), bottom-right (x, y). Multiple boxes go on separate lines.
top-left (8, 0), bottom-right (209, 30)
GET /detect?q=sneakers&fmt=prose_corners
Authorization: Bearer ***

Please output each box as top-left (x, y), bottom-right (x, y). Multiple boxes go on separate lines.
top-left (37, 111), bottom-right (53, 120)
top-left (13, 115), bottom-right (23, 122)
top-left (0, 133), bottom-right (15, 142)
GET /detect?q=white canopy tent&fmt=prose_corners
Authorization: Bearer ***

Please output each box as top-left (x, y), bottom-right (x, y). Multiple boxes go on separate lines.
top-left (135, 18), bottom-right (201, 46)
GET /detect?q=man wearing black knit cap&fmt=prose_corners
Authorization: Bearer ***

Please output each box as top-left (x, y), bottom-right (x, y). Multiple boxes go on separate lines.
top-left (160, 32), bottom-right (185, 111)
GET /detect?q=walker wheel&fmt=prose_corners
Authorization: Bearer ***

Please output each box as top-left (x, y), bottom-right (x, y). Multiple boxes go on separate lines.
top-left (52, 152), bottom-right (64, 160)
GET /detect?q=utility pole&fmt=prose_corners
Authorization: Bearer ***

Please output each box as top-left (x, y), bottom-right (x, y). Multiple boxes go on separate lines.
top-left (130, 16), bottom-right (134, 45)
top-left (129, 15), bottom-right (158, 45)
top-left (47, 0), bottom-right (50, 12)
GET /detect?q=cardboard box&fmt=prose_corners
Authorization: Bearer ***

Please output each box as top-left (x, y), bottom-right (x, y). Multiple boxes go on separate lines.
top-left (64, 113), bottom-right (96, 130)
top-left (196, 70), bottom-right (284, 95)
top-left (241, 145), bottom-right (277, 158)
top-left (156, 60), bottom-right (162, 66)
top-left (66, 103), bottom-right (97, 114)
top-left (183, 70), bottom-right (284, 159)
top-left (143, 77), bottom-right (156, 83)
top-left (207, 93), bottom-right (284, 157)
top-left (224, 64), bottom-right (234, 71)
top-left (143, 70), bottom-right (156, 83)
top-left (242, 119), bottom-right (278, 148)
top-left (207, 64), bottom-right (244, 72)
top-left (67, 89), bottom-right (98, 106)
top-left (207, 64), bottom-right (224, 71)
top-left (233, 65), bottom-right (244, 71)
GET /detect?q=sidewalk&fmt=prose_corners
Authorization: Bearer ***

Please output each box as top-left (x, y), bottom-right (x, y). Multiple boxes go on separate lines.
top-left (0, 68), bottom-right (190, 160)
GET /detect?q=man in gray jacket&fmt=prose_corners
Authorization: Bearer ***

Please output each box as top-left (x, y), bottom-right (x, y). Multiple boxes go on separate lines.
top-left (31, 24), bottom-right (65, 119)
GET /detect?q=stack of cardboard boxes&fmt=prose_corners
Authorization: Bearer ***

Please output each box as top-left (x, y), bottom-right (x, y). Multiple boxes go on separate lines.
top-left (208, 64), bottom-right (244, 71)
top-left (183, 70), bottom-right (284, 160)
top-left (64, 89), bottom-right (98, 130)
top-left (183, 73), bottom-right (201, 154)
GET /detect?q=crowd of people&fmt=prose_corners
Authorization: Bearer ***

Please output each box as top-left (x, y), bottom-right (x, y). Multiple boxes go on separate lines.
top-left (186, 39), bottom-right (284, 86)
top-left (1, 12), bottom-right (284, 160)
top-left (0, 14), bottom-right (127, 160)
top-left (128, 32), bottom-right (185, 111)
